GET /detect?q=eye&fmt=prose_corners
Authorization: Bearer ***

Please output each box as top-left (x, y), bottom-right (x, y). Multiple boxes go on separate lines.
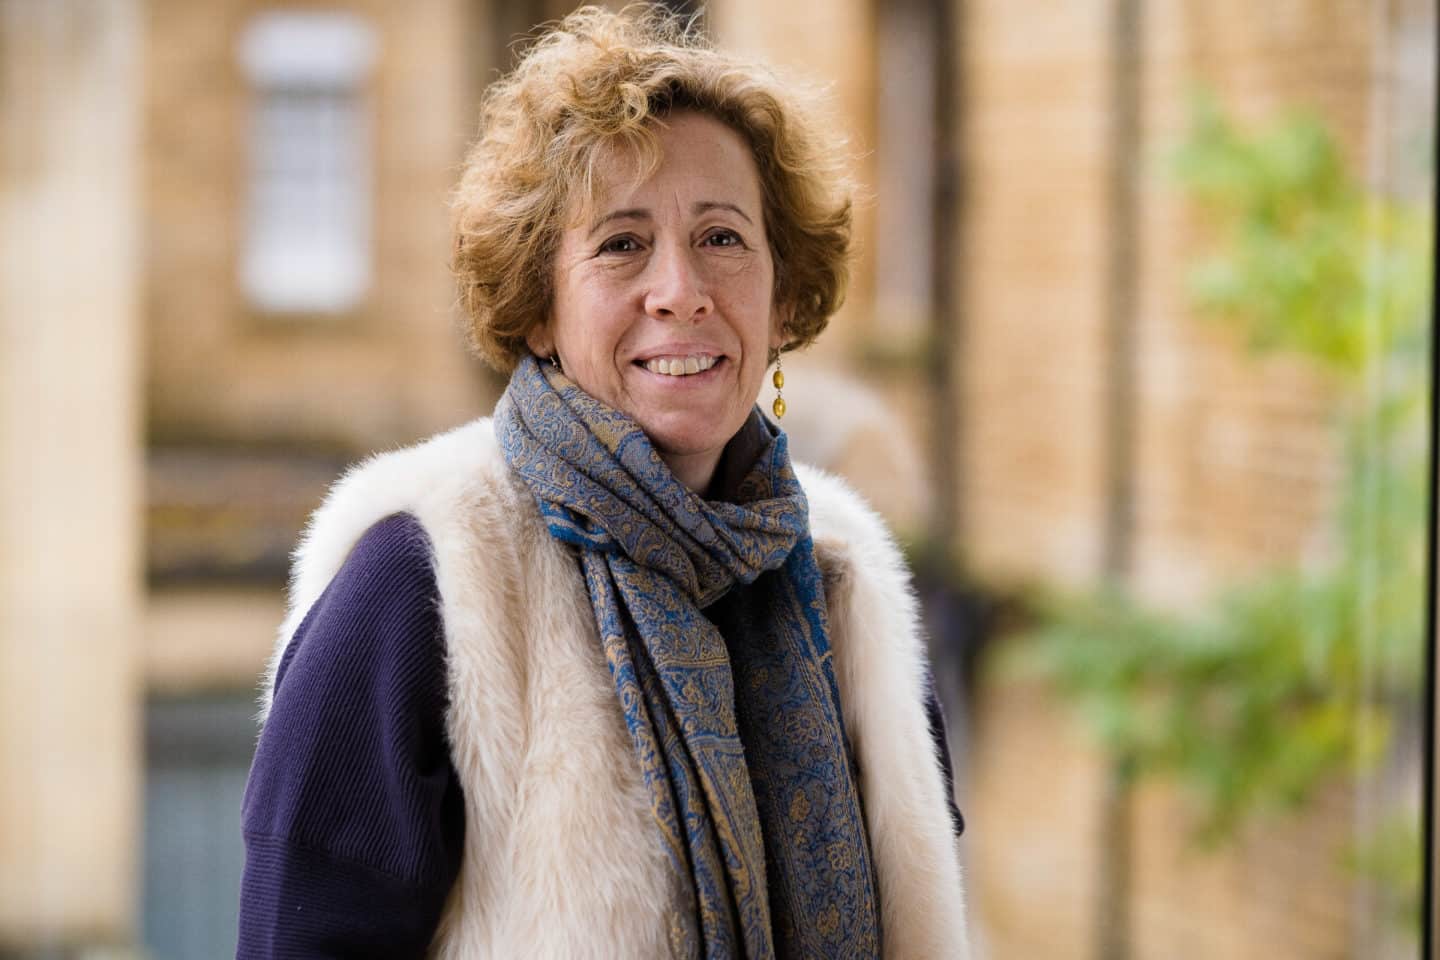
top-left (702, 229), bottom-right (744, 248)
top-left (598, 234), bottom-right (642, 255)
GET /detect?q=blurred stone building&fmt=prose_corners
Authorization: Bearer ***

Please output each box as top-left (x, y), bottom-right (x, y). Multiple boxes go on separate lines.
top-left (954, 1), bottom-right (1432, 958)
top-left (0, 0), bottom-right (1430, 956)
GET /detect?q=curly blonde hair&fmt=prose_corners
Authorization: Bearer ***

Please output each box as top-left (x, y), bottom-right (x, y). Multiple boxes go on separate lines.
top-left (451, 4), bottom-right (854, 372)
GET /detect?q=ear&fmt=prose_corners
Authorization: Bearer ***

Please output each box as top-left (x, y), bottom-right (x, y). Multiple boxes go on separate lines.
top-left (769, 303), bottom-right (790, 353)
top-left (525, 323), bottom-right (555, 359)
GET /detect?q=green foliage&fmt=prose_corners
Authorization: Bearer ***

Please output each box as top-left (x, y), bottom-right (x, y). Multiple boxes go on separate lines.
top-left (1171, 91), bottom-right (1430, 376)
top-left (1027, 573), bottom-right (1392, 845)
top-left (1028, 90), bottom-right (1432, 856)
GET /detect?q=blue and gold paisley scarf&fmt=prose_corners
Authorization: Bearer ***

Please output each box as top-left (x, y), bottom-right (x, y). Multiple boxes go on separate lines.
top-left (496, 355), bottom-right (881, 958)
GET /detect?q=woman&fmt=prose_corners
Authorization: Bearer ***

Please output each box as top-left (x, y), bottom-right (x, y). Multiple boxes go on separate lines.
top-left (239, 6), bottom-right (969, 958)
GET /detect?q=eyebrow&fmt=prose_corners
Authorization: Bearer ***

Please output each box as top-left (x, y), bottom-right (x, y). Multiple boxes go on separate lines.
top-left (587, 201), bottom-right (755, 236)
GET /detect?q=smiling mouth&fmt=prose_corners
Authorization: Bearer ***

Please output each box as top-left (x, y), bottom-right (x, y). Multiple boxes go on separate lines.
top-left (640, 355), bottom-right (721, 377)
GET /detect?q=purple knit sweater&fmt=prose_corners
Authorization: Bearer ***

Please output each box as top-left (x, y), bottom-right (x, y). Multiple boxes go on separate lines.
top-left (238, 512), bottom-right (963, 958)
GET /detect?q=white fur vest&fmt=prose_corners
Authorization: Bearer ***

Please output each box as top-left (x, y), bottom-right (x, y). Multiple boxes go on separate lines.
top-left (262, 417), bottom-right (970, 958)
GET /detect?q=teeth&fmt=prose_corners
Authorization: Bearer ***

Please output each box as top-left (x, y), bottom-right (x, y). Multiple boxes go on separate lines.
top-left (645, 355), bottom-right (718, 377)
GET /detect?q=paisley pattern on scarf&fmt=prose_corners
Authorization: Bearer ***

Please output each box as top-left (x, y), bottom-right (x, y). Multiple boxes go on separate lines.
top-left (496, 355), bottom-right (881, 959)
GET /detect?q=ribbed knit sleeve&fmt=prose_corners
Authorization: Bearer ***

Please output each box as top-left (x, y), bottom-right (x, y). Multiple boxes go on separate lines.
top-left (238, 512), bottom-right (463, 960)
top-left (923, 675), bottom-right (966, 838)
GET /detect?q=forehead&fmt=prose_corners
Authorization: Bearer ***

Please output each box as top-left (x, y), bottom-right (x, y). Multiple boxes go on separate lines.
top-left (569, 111), bottom-right (764, 223)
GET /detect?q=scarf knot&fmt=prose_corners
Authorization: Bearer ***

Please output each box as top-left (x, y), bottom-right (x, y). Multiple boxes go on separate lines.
top-left (501, 357), bottom-right (808, 607)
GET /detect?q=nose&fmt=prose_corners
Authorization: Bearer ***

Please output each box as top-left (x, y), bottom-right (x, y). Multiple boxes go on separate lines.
top-left (644, 241), bottom-right (712, 323)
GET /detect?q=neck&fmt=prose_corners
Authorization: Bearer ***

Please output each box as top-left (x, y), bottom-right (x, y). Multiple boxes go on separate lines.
top-left (660, 449), bottom-right (723, 495)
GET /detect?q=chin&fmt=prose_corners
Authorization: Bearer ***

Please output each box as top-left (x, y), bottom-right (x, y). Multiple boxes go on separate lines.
top-left (636, 410), bottom-right (742, 459)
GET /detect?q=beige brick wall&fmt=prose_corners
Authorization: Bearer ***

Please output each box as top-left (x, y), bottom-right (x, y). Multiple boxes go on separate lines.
top-left (968, 671), bottom-right (1360, 960)
top-left (954, 0), bottom-right (1113, 586)
top-left (966, 675), bottom-right (1105, 958)
top-left (952, 0), bottom-right (1372, 600)
top-left (145, 0), bottom-right (497, 453)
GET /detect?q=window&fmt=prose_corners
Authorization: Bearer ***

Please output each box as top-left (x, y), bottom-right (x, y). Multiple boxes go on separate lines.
top-left (236, 11), bottom-right (377, 315)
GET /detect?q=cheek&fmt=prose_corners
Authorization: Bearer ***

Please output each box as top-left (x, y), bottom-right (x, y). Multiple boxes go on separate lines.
top-left (723, 262), bottom-right (776, 338)
top-left (550, 254), bottom-right (630, 359)
top-left (554, 306), bottom-right (629, 388)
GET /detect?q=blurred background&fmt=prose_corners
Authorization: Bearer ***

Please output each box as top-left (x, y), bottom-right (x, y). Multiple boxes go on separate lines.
top-left (0, 0), bottom-right (1434, 957)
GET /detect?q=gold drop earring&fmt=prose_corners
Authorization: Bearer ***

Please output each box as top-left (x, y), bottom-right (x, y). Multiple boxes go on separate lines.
top-left (772, 354), bottom-right (786, 419)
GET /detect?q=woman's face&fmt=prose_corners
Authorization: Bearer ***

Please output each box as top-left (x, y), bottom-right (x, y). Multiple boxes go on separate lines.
top-left (527, 111), bottom-right (784, 490)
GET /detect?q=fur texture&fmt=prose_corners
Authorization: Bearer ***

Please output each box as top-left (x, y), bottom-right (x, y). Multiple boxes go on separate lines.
top-left (262, 418), bottom-right (970, 958)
